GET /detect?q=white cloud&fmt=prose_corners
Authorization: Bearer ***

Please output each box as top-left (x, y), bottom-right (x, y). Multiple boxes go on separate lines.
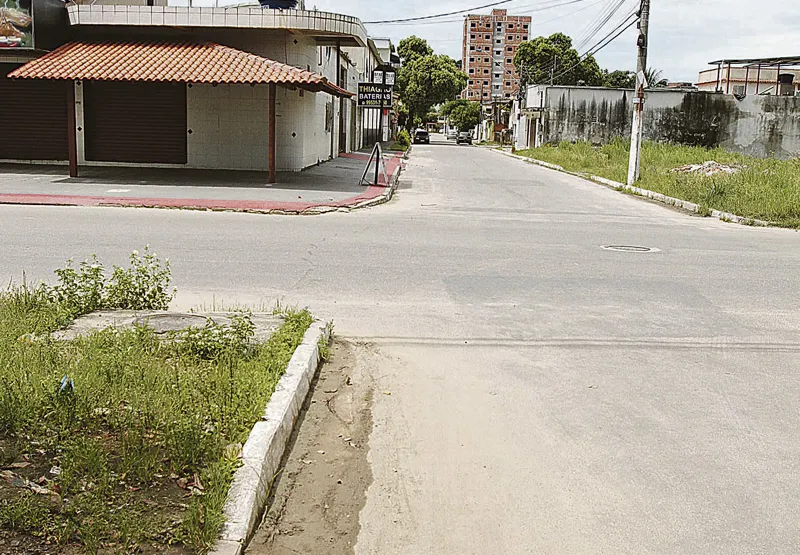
top-left (304, 0), bottom-right (796, 82)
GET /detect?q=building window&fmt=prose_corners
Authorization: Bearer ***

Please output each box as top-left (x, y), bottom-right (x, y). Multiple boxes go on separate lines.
top-left (523, 24), bottom-right (529, 29)
top-left (471, 22), bottom-right (476, 28)
top-left (484, 57), bottom-right (490, 62)
top-left (507, 35), bottom-right (513, 41)
top-left (508, 23), bottom-right (514, 29)
top-left (483, 92), bottom-right (488, 97)
top-left (494, 73), bottom-right (501, 78)
top-left (505, 93), bottom-right (511, 98)
top-left (507, 47), bottom-right (513, 52)
top-left (470, 46), bottom-right (475, 51)
top-left (505, 81), bottom-right (511, 86)
top-left (485, 34), bottom-right (491, 39)
top-left (468, 91), bottom-right (474, 97)
top-left (471, 34), bottom-right (476, 39)
top-left (496, 39), bottom-right (501, 44)
top-left (522, 36), bottom-right (528, 41)
top-left (495, 50), bottom-right (502, 55)
top-left (469, 57), bottom-right (475, 62)
top-left (506, 58), bottom-right (512, 64)
top-left (494, 84), bottom-right (501, 90)
top-left (484, 69), bottom-right (489, 74)
top-left (469, 69), bottom-right (474, 74)
top-left (468, 79), bottom-right (474, 85)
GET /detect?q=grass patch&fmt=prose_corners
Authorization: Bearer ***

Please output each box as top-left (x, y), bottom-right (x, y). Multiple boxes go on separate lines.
top-left (0, 251), bottom-right (312, 553)
top-left (516, 139), bottom-right (800, 227)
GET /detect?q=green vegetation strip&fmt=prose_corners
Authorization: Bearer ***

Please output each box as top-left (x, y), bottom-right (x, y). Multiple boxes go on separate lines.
top-left (517, 140), bottom-right (800, 228)
top-left (0, 249), bottom-right (312, 554)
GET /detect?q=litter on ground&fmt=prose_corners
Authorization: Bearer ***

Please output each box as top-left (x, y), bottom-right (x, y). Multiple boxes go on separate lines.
top-left (670, 161), bottom-right (742, 176)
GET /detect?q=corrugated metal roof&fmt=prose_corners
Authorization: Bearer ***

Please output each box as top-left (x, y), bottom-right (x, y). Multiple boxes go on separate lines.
top-left (8, 40), bottom-right (353, 97)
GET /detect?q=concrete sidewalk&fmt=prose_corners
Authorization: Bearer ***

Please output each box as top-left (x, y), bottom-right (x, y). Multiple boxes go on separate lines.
top-left (0, 151), bottom-right (404, 214)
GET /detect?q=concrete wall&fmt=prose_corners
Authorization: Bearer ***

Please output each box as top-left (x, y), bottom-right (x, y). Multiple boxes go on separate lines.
top-left (187, 83), bottom-right (270, 171)
top-left (534, 85), bottom-right (800, 159)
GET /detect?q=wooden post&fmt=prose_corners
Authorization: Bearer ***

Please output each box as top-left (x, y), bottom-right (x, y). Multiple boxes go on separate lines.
top-left (66, 80), bottom-right (78, 178)
top-left (268, 83), bottom-right (277, 184)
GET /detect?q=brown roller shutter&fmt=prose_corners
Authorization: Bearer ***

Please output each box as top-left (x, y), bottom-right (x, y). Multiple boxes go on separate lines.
top-left (0, 63), bottom-right (68, 161)
top-left (84, 81), bottom-right (187, 164)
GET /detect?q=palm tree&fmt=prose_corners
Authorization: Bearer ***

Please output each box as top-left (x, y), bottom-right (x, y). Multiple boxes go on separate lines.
top-left (645, 68), bottom-right (669, 88)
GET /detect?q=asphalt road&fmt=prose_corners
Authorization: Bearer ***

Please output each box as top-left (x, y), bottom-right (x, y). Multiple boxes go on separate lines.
top-left (2, 135), bottom-right (800, 554)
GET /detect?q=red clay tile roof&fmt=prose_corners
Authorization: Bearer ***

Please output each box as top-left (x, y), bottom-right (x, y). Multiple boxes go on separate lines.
top-left (8, 40), bottom-right (353, 97)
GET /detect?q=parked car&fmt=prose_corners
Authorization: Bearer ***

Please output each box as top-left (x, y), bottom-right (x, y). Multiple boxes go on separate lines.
top-left (456, 131), bottom-right (472, 145)
top-left (446, 130), bottom-right (458, 140)
top-left (414, 129), bottom-right (430, 144)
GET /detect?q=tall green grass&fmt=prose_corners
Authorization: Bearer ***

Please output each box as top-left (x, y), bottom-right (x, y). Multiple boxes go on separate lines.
top-left (0, 254), bottom-right (313, 553)
top-left (517, 140), bottom-right (800, 227)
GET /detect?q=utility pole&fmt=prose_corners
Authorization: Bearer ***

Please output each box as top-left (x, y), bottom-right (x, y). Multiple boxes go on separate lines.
top-left (626, 0), bottom-right (650, 186)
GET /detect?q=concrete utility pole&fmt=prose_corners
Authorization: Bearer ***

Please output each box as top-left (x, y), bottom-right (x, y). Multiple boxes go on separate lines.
top-left (626, 0), bottom-right (650, 186)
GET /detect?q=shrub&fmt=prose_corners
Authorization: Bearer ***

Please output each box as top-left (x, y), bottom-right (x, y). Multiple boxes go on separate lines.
top-left (395, 129), bottom-right (411, 149)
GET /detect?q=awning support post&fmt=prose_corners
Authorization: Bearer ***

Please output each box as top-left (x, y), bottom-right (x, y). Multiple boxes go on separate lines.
top-left (67, 80), bottom-right (78, 178)
top-left (756, 64), bottom-right (761, 94)
top-left (268, 83), bottom-right (277, 184)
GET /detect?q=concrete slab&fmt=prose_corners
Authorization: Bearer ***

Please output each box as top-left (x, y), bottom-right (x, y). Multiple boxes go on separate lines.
top-left (54, 310), bottom-right (283, 343)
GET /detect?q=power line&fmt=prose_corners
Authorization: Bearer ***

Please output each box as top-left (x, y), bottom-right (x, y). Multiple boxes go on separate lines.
top-left (364, 0), bottom-right (591, 25)
top-left (363, 0), bottom-right (517, 24)
top-left (550, 8), bottom-right (638, 83)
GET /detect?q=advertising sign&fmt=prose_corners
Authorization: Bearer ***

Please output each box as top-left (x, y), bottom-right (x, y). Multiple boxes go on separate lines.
top-left (358, 83), bottom-right (392, 108)
top-left (0, 0), bottom-right (33, 48)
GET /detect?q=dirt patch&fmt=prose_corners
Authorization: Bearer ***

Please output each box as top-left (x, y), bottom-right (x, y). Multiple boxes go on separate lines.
top-left (246, 340), bottom-right (373, 555)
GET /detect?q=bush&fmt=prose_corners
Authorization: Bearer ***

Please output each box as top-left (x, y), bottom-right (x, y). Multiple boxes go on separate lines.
top-left (395, 129), bottom-right (411, 149)
top-left (48, 246), bottom-right (175, 319)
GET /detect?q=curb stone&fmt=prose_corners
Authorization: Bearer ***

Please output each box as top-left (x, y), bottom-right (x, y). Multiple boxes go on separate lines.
top-left (495, 149), bottom-right (772, 228)
top-left (209, 320), bottom-right (333, 555)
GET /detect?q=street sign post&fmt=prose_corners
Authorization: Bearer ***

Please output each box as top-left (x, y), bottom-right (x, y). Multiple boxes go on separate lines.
top-left (358, 64), bottom-right (396, 185)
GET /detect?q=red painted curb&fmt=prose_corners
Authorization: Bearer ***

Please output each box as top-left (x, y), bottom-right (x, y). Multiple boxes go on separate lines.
top-left (0, 158), bottom-right (402, 213)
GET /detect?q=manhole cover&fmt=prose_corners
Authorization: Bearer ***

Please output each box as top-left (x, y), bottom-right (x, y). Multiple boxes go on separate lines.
top-left (601, 245), bottom-right (660, 253)
top-left (133, 313), bottom-right (211, 333)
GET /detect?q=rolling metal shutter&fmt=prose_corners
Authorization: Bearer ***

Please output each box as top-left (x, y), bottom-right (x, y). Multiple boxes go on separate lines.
top-left (84, 81), bottom-right (187, 164)
top-left (0, 63), bottom-right (68, 161)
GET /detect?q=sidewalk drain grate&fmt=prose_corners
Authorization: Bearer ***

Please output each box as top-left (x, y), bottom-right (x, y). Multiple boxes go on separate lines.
top-left (601, 245), bottom-right (659, 253)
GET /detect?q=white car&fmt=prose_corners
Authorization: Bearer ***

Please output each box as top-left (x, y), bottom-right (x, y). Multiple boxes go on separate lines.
top-left (446, 130), bottom-right (458, 140)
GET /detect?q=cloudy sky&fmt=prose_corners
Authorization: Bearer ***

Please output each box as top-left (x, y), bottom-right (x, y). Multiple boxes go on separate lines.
top-left (302, 0), bottom-right (797, 82)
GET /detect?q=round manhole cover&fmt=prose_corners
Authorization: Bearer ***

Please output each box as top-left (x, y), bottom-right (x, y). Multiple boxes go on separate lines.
top-left (134, 313), bottom-right (210, 333)
top-left (601, 245), bottom-right (660, 253)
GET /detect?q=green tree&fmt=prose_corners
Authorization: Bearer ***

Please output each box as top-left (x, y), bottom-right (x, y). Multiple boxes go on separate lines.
top-left (396, 54), bottom-right (467, 130)
top-left (397, 36), bottom-right (433, 65)
top-left (514, 33), bottom-right (603, 87)
top-left (603, 69), bottom-right (636, 89)
top-left (645, 68), bottom-right (669, 88)
top-left (448, 102), bottom-right (481, 132)
top-left (440, 99), bottom-right (468, 118)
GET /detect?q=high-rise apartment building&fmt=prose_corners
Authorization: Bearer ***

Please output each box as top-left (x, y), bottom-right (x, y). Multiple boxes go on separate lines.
top-left (462, 9), bottom-right (531, 101)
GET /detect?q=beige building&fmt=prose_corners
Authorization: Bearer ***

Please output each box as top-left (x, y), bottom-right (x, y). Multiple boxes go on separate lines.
top-left (697, 58), bottom-right (800, 96)
top-left (462, 9), bottom-right (531, 101)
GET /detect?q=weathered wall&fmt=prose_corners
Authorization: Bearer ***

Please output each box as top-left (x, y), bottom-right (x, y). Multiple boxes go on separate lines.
top-left (538, 86), bottom-right (800, 158)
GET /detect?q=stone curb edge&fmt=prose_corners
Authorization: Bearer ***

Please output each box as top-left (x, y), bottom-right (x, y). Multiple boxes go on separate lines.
top-left (494, 149), bottom-right (772, 228)
top-left (209, 319), bottom-right (333, 555)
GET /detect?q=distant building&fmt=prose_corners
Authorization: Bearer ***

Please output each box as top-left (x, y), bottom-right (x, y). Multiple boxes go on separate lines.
top-left (462, 9), bottom-right (531, 101)
top-left (697, 57), bottom-right (800, 96)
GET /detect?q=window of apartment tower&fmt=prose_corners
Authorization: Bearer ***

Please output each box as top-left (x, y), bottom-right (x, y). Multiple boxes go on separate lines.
top-left (468, 92), bottom-right (474, 97)
top-left (485, 34), bottom-right (491, 39)
top-left (508, 23), bottom-right (514, 29)
top-left (471, 22), bottom-right (476, 28)
top-left (484, 69), bottom-right (489, 74)
top-left (471, 34), bottom-right (476, 39)
top-left (507, 35), bottom-right (513, 41)
top-left (506, 58), bottom-right (512, 64)
top-left (505, 93), bottom-right (511, 98)
top-left (507, 47), bottom-right (512, 52)
top-left (496, 39), bottom-right (501, 44)
top-left (470, 46), bottom-right (475, 51)
top-left (523, 23), bottom-right (528, 29)
top-left (469, 69), bottom-right (474, 73)
top-left (484, 57), bottom-right (490, 62)
top-left (523, 35), bottom-right (528, 41)
top-left (505, 81), bottom-right (511, 87)
top-left (469, 57), bottom-right (475, 62)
